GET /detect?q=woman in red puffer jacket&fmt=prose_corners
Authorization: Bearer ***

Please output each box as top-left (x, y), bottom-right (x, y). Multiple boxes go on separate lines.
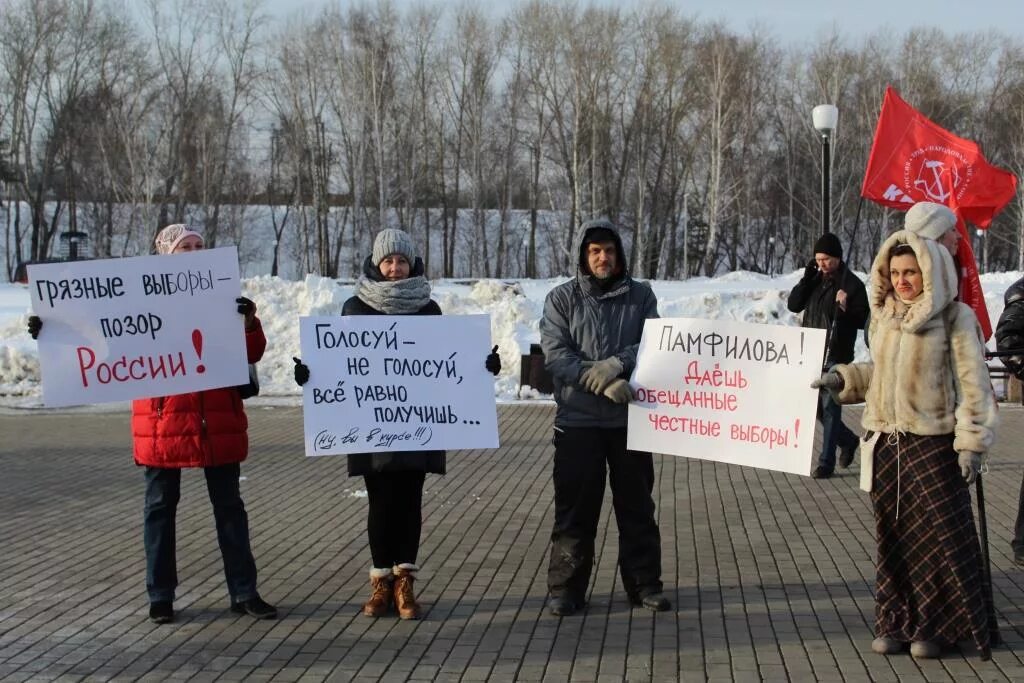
top-left (132, 224), bottom-right (278, 625)
top-left (28, 225), bottom-right (279, 625)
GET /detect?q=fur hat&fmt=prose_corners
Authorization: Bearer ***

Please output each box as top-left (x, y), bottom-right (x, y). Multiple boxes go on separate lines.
top-left (904, 202), bottom-right (956, 241)
top-left (154, 224), bottom-right (203, 255)
top-left (371, 229), bottom-right (416, 266)
top-left (813, 232), bottom-right (843, 259)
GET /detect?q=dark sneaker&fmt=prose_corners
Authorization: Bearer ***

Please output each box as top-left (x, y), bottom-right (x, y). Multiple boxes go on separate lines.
top-left (635, 592), bottom-right (671, 612)
top-left (838, 442), bottom-right (857, 468)
top-left (1014, 553), bottom-right (1024, 568)
top-left (149, 601), bottom-right (174, 624)
top-left (547, 596), bottom-right (579, 617)
top-left (231, 595), bottom-right (278, 620)
top-left (812, 466), bottom-right (833, 479)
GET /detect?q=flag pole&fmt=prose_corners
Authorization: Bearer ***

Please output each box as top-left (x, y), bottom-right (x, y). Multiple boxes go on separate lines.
top-left (975, 474), bottom-right (998, 656)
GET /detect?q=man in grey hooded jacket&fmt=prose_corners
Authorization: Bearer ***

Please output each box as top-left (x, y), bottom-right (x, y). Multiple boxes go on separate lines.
top-left (539, 218), bottom-right (670, 616)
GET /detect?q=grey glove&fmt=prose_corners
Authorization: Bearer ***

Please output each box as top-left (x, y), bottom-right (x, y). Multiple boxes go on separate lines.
top-left (602, 378), bottom-right (634, 404)
top-left (811, 371), bottom-right (844, 395)
top-left (958, 451), bottom-right (981, 484)
top-left (579, 356), bottom-right (623, 393)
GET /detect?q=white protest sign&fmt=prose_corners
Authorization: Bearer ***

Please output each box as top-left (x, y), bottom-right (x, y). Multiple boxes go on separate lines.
top-left (299, 313), bottom-right (499, 456)
top-left (29, 248), bottom-right (249, 407)
top-left (627, 317), bottom-right (826, 476)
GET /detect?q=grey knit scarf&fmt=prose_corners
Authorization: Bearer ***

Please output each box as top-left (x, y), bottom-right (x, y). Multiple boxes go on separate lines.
top-left (355, 274), bottom-right (432, 314)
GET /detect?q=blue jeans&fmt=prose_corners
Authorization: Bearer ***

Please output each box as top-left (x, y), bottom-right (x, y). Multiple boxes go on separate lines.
top-left (818, 387), bottom-right (858, 472)
top-left (143, 464), bottom-right (257, 604)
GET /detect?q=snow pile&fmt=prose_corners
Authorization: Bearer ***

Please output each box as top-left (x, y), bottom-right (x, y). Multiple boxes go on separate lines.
top-left (0, 269), bottom-right (1017, 408)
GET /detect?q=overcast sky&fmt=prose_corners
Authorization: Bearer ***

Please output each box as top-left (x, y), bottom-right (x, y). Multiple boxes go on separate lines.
top-left (263, 0), bottom-right (1023, 43)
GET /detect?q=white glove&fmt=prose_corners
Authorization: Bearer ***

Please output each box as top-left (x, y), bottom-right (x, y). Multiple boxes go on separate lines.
top-left (579, 357), bottom-right (623, 393)
top-left (958, 451), bottom-right (981, 484)
top-left (602, 378), bottom-right (634, 404)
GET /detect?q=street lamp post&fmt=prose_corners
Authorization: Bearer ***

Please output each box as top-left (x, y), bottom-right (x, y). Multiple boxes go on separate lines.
top-left (976, 228), bottom-right (986, 273)
top-left (812, 104), bottom-right (839, 236)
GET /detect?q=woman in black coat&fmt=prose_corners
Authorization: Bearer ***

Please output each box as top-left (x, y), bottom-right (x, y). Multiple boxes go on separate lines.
top-left (295, 228), bottom-right (500, 619)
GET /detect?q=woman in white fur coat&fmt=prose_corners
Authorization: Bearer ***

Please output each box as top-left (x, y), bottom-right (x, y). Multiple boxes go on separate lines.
top-left (814, 228), bottom-right (998, 660)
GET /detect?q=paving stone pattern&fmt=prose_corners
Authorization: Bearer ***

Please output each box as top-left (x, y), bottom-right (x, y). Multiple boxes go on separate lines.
top-left (3, 404), bottom-right (1024, 681)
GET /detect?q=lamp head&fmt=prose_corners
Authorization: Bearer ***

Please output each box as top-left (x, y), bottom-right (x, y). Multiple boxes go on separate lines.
top-left (812, 104), bottom-right (839, 134)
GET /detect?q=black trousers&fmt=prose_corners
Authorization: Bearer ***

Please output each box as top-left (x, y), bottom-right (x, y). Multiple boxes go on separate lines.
top-left (547, 427), bottom-right (663, 603)
top-left (363, 471), bottom-right (426, 568)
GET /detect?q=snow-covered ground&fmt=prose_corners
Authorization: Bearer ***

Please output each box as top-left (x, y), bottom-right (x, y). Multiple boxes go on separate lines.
top-left (1, 269), bottom-right (1020, 409)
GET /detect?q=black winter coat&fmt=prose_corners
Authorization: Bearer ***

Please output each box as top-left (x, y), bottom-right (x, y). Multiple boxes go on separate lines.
top-left (787, 262), bottom-right (868, 365)
top-left (995, 276), bottom-right (1024, 380)
top-left (343, 266), bottom-right (446, 477)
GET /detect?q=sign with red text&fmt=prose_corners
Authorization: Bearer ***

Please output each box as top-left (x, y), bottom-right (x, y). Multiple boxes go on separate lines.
top-left (29, 248), bottom-right (249, 407)
top-left (627, 317), bottom-right (826, 476)
top-left (299, 314), bottom-right (499, 457)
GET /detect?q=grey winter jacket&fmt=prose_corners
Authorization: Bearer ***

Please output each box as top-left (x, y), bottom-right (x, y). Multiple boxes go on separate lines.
top-left (540, 221), bottom-right (659, 428)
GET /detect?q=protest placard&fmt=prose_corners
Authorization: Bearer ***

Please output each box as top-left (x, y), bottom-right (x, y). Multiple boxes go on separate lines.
top-left (627, 317), bottom-right (827, 476)
top-left (299, 314), bottom-right (499, 457)
top-left (29, 248), bottom-right (249, 407)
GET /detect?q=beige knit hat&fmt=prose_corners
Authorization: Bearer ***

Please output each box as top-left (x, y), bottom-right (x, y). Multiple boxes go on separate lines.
top-left (904, 202), bottom-right (956, 241)
top-left (154, 224), bottom-right (204, 254)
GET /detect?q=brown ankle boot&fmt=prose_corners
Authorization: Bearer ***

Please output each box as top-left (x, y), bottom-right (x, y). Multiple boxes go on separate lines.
top-left (362, 568), bottom-right (393, 617)
top-left (393, 564), bottom-right (421, 620)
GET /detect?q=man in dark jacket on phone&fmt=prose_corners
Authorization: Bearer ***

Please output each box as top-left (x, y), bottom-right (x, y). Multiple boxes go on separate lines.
top-left (539, 218), bottom-right (669, 617)
top-left (787, 233), bottom-right (868, 478)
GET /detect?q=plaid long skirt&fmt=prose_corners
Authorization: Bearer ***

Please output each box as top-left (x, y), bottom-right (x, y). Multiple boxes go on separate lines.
top-left (871, 432), bottom-right (995, 650)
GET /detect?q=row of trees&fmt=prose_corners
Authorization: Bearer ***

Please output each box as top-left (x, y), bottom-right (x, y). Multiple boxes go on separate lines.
top-left (1, 0), bottom-right (1023, 281)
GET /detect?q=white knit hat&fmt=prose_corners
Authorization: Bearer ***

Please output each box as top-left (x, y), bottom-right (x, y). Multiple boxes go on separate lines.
top-left (904, 202), bottom-right (956, 241)
top-left (371, 229), bottom-right (416, 266)
top-left (154, 224), bottom-right (204, 255)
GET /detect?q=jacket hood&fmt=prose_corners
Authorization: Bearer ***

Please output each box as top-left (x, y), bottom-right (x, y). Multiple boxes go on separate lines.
top-left (870, 228), bottom-right (958, 333)
top-left (575, 218), bottom-right (628, 279)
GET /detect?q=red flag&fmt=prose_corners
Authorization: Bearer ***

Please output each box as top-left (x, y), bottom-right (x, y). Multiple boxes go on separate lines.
top-left (861, 85), bottom-right (1019, 340)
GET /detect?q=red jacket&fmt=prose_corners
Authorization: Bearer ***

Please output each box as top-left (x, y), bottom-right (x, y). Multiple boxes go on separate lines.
top-left (131, 320), bottom-right (267, 468)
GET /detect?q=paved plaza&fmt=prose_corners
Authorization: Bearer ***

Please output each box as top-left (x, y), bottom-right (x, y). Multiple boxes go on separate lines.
top-left (4, 403), bottom-right (1024, 681)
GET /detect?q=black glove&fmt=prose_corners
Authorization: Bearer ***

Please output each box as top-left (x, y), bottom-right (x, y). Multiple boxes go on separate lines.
top-left (293, 357), bottom-right (310, 386)
top-left (485, 345), bottom-right (501, 376)
top-left (27, 315), bottom-right (42, 340)
top-left (803, 258), bottom-right (819, 281)
top-left (236, 297), bottom-right (256, 330)
top-left (1005, 356), bottom-right (1024, 382)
